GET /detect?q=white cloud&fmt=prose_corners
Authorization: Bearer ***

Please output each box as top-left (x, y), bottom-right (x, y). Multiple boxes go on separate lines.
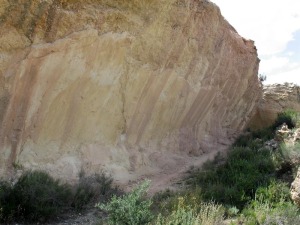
top-left (264, 65), bottom-right (300, 85)
top-left (211, 0), bottom-right (300, 56)
top-left (211, 0), bottom-right (300, 84)
top-left (260, 56), bottom-right (290, 74)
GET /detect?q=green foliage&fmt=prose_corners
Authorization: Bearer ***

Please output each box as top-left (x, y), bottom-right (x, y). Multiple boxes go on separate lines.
top-left (251, 127), bottom-right (274, 141)
top-left (226, 206), bottom-right (239, 218)
top-left (0, 171), bottom-right (72, 222)
top-left (0, 181), bottom-right (10, 218)
top-left (240, 181), bottom-right (299, 225)
top-left (186, 146), bottom-right (275, 209)
top-left (154, 197), bottom-right (224, 225)
top-left (0, 170), bottom-right (119, 223)
top-left (151, 189), bottom-right (177, 215)
top-left (272, 109), bottom-right (299, 130)
top-left (96, 180), bottom-right (153, 225)
top-left (258, 74), bottom-right (267, 82)
top-left (278, 142), bottom-right (300, 164)
top-left (252, 181), bottom-right (291, 208)
top-left (241, 201), bottom-right (300, 225)
top-left (154, 109), bottom-right (300, 224)
top-left (1, 109), bottom-right (300, 224)
top-left (234, 128), bottom-right (273, 147)
top-left (152, 187), bottom-right (205, 218)
top-left (72, 172), bottom-right (121, 210)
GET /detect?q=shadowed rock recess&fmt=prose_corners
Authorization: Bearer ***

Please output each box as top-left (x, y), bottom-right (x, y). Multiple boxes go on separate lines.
top-left (0, 0), bottom-right (260, 184)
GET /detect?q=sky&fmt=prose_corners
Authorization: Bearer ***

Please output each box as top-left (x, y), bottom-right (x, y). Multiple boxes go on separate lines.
top-left (210, 0), bottom-right (300, 85)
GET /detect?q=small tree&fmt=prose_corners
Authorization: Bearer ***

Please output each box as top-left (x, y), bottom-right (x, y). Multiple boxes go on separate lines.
top-left (96, 180), bottom-right (153, 225)
top-left (258, 74), bottom-right (267, 82)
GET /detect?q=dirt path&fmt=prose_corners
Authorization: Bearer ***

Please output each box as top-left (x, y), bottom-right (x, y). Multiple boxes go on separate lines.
top-left (44, 209), bottom-right (102, 225)
top-left (147, 149), bottom-right (223, 194)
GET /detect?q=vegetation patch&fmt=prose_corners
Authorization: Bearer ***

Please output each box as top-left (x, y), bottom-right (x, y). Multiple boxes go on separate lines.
top-left (1, 110), bottom-right (300, 224)
top-left (0, 170), bottom-right (119, 223)
top-left (154, 196), bottom-right (224, 225)
top-left (148, 109), bottom-right (300, 224)
top-left (97, 180), bottom-right (153, 225)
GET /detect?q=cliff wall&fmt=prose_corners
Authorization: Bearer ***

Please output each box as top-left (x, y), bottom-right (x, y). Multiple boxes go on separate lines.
top-left (0, 0), bottom-right (260, 183)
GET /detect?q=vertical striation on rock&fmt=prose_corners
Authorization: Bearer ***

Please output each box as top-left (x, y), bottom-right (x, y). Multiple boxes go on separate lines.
top-left (0, 0), bottom-right (261, 184)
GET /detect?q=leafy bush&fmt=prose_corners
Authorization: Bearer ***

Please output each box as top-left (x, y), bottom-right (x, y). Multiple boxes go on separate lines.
top-left (258, 74), bottom-right (267, 82)
top-left (240, 181), bottom-right (299, 225)
top-left (234, 128), bottom-right (273, 147)
top-left (240, 201), bottom-right (300, 225)
top-left (272, 109), bottom-right (299, 130)
top-left (0, 171), bottom-right (72, 222)
top-left (152, 187), bottom-right (207, 219)
top-left (97, 180), bottom-right (153, 225)
top-left (226, 206), bottom-right (239, 218)
top-left (250, 181), bottom-right (291, 212)
top-left (154, 197), bottom-right (224, 225)
top-left (151, 188), bottom-right (177, 215)
top-left (72, 172), bottom-right (121, 210)
top-left (0, 170), bottom-right (119, 223)
top-left (278, 142), bottom-right (300, 164)
top-left (186, 146), bottom-right (275, 209)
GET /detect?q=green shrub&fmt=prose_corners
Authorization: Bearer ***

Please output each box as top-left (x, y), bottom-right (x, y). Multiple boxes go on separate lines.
top-left (272, 143), bottom-right (300, 183)
top-left (151, 189), bottom-right (177, 215)
top-left (0, 171), bottom-right (72, 222)
top-left (272, 109), bottom-right (299, 130)
top-left (72, 172), bottom-right (121, 210)
top-left (233, 134), bottom-right (251, 147)
top-left (152, 188), bottom-right (205, 218)
top-left (0, 180), bottom-right (14, 221)
top-left (241, 197), bottom-right (299, 225)
top-left (239, 181), bottom-right (298, 225)
top-left (96, 180), bottom-right (153, 225)
top-left (226, 206), bottom-right (239, 218)
top-left (241, 202), bottom-right (300, 225)
top-left (154, 197), bottom-right (224, 225)
top-left (186, 146), bottom-right (276, 209)
top-left (278, 142), bottom-right (300, 164)
top-left (258, 74), bottom-right (267, 82)
top-left (0, 170), bottom-right (120, 223)
top-left (251, 127), bottom-right (274, 141)
top-left (252, 181), bottom-right (290, 207)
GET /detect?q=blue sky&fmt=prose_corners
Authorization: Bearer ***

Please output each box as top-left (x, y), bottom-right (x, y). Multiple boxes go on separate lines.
top-left (210, 0), bottom-right (300, 85)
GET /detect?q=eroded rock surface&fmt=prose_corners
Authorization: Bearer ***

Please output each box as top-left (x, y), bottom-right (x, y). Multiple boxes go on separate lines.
top-left (291, 168), bottom-right (300, 207)
top-left (250, 83), bottom-right (300, 130)
top-left (0, 0), bottom-right (260, 185)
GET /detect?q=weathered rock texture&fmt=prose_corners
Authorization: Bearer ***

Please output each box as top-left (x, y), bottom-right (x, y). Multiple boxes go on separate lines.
top-left (291, 167), bottom-right (300, 207)
top-left (250, 83), bottom-right (300, 130)
top-left (0, 0), bottom-right (260, 184)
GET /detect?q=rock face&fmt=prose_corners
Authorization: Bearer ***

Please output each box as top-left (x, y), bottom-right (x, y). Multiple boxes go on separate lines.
top-left (0, 0), bottom-right (260, 183)
top-left (249, 83), bottom-right (300, 130)
top-left (291, 168), bottom-right (300, 207)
